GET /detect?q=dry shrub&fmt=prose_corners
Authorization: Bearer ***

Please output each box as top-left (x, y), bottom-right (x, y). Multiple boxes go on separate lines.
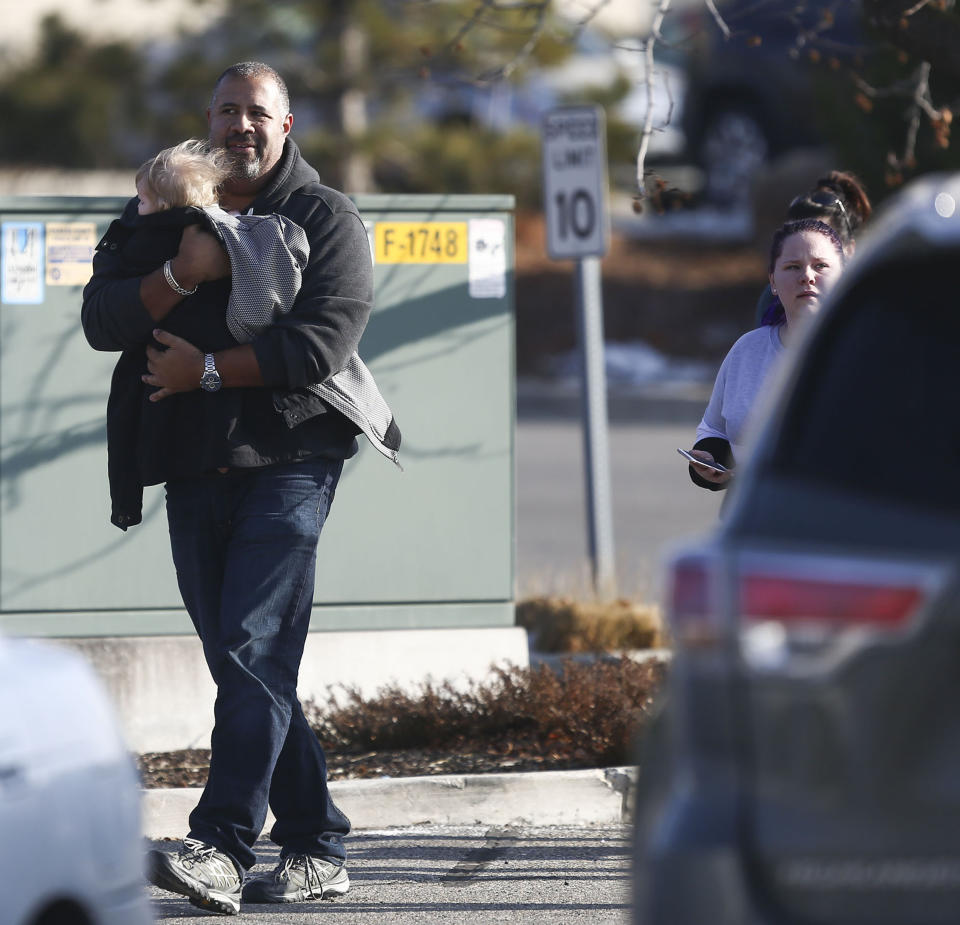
top-left (517, 596), bottom-right (663, 653)
top-left (308, 657), bottom-right (667, 770)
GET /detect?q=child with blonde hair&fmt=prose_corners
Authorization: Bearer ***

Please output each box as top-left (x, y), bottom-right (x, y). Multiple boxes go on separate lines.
top-left (127, 138), bottom-right (309, 338)
top-left (135, 139), bottom-right (231, 215)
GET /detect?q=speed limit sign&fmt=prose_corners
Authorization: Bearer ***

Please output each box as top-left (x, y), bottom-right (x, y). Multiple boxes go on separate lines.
top-left (542, 105), bottom-right (610, 260)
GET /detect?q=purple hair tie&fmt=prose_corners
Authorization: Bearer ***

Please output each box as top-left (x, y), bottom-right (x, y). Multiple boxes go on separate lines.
top-left (760, 299), bottom-right (785, 327)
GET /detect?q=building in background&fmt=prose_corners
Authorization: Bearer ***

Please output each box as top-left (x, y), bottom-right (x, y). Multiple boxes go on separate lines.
top-left (0, 0), bottom-right (223, 67)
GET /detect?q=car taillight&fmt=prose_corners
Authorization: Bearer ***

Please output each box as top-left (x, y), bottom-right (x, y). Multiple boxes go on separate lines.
top-left (735, 557), bottom-right (939, 671)
top-left (668, 553), bottom-right (721, 646)
top-left (741, 574), bottom-right (924, 628)
top-left (672, 557), bottom-right (710, 617)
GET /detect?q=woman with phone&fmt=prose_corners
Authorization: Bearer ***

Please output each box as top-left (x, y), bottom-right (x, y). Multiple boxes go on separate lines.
top-left (686, 218), bottom-right (846, 490)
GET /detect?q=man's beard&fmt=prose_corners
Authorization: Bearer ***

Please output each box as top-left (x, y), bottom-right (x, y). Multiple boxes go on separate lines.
top-left (226, 149), bottom-right (262, 181)
top-left (218, 137), bottom-right (263, 181)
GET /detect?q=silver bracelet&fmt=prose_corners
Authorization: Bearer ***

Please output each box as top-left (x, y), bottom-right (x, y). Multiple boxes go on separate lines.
top-left (163, 259), bottom-right (198, 297)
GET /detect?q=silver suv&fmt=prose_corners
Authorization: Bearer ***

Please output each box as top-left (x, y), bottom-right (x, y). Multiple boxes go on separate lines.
top-left (633, 174), bottom-right (960, 924)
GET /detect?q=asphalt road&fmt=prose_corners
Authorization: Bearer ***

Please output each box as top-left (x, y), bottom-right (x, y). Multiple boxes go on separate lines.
top-left (146, 824), bottom-right (630, 923)
top-left (516, 383), bottom-right (723, 603)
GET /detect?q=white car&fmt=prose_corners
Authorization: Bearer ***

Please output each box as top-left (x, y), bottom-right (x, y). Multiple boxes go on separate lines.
top-left (0, 634), bottom-right (152, 925)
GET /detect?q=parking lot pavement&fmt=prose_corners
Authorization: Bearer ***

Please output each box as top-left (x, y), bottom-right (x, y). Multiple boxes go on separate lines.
top-left (146, 824), bottom-right (631, 923)
top-left (516, 380), bottom-right (722, 600)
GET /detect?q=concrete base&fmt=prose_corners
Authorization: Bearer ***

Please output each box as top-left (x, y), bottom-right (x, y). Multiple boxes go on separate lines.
top-left (59, 627), bottom-right (529, 753)
top-left (140, 767), bottom-right (636, 837)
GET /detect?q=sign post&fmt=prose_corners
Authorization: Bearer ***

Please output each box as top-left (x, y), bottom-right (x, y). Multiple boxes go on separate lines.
top-left (541, 105), bottom-right (615, 595)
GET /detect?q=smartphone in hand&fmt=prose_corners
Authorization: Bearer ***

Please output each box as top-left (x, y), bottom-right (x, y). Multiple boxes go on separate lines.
top-left (677, 447), bottom-right (728, 474)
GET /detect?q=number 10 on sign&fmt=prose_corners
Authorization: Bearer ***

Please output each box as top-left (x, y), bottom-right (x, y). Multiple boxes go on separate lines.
top-left (541, 106), bottom-right (610, 260)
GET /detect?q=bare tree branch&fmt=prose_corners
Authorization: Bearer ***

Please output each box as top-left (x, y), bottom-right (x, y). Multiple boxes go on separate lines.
top-left (430, 0), bottom-right (555, 83)
top-left (863, 0), bottom-right (960, 81)
top-left (853, 54), bottom-right (952, 172)
top-left (568, 0), bottom-right (616, 33)
top-left (897, 62), bottom-right (930, 168)
top-left (703, 0), bottom-right (731, 41)
top-left (443, 4), bottom-right (489, 57)
top-left (476, 2), bottom-right (551, 81)
top-left (413, 0), bottom-right (959, 197)
top-left (635, 0), bottom-right (675, 202)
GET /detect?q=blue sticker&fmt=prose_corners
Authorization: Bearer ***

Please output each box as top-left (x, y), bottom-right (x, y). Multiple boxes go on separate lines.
top-left (2, 222), bottom-right (45, 304)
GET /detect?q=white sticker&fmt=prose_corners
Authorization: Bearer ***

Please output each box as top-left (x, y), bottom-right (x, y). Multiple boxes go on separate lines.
top-left (2, 222), bottom-right (45, 304)
top-left (468, 218), bottom-right (506, 299)
top-left (364, 220), bottom-right (376, 266)
top-left (46, 222), bottom-right (97, 286)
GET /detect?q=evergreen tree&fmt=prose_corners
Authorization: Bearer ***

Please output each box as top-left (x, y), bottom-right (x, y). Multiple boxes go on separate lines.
top-left (0, 14), bottom-right (147, 167)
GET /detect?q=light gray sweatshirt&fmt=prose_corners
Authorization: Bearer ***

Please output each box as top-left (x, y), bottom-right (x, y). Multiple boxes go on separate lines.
top-left (696, 324), bottom-right (785, 461)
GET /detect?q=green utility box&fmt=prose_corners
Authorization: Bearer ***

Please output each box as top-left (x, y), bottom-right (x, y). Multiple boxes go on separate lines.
top-left (0, 194), bottom-right (515, 637)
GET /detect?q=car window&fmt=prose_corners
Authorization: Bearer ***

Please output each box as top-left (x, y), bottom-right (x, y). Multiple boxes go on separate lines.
top-left (769, 256), bottom-right (960, 513)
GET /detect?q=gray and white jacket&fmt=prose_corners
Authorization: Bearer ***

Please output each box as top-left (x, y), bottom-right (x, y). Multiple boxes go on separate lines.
top-left (205, 205), bottom-right (400, 466)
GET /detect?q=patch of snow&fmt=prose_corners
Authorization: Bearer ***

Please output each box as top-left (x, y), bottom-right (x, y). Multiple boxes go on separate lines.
top-left (549, 340), bottom-right (714, 388)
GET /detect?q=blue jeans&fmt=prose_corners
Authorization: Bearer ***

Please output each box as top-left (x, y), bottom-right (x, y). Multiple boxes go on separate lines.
top-left (164, 458), bottom-right (350, 872)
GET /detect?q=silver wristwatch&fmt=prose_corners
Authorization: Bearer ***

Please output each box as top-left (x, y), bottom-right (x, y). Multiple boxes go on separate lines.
top-left (200, 353), bottom-right (222, 393)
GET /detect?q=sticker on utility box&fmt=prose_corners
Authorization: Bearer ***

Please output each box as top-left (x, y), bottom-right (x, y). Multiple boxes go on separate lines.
top-left (468, 219), bottom-right (506, 299)
top-left (2, 222), bottom-right (45, 304)
top-left (46, 222), bottom-right (97, 286)
top-left (375, 222), bottom-right (467, 264)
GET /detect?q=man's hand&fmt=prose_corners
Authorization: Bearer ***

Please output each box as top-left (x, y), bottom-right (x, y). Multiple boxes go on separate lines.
top-left (143, 330), bottom-right (204, 402)
top-left (170, 225), bottom-right (231, 290)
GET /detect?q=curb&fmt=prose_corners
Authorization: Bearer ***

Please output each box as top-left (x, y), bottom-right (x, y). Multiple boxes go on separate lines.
top-left (141, 767), bottom-right (636, 838)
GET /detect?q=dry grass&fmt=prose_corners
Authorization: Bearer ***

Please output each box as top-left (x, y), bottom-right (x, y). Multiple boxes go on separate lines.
top-left (517, 595), bottom-right (665, 653)
top-left (308, 657), bottom-right (667, 770)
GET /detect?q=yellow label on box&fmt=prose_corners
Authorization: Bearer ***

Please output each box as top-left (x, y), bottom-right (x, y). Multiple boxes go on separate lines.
top-left (375, 222), bottom-right (468, 264)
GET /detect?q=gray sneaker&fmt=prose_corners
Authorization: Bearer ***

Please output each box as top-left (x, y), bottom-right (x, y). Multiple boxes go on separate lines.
top-left (242, 853), bottom-right (350, 903)
top-left (146, 837), bottom-right (243, 916)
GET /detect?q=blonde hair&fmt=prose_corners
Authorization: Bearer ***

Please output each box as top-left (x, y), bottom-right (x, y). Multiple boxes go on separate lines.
top-left (136, 139), bottom-right (231, 210)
